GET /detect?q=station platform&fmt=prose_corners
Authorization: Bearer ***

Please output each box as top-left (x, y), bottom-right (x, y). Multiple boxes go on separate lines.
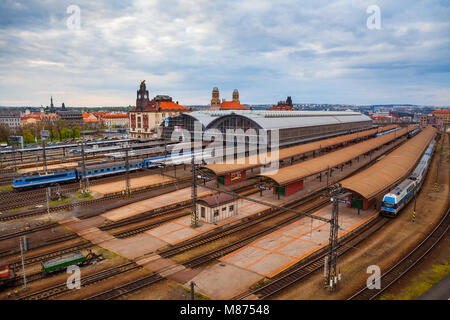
top-left (100, 177), bottom-right (255, 222)
top-left (145, 188), bottom-right (306, 245)
top-left (187, 203), bottom-right (379, 299)
top-left (221, 203), bottom-right (377, 277)
top-left (59, 216), bottom-right (167, 260)
top-left (90, 174), bottom-right (175, 195)
top-left (18, 162), bottom-right (79, 173)
top-left (101, 185), bottom-right (214, 222)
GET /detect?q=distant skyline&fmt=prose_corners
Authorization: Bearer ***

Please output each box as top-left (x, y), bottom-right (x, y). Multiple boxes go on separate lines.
top-left (0, 1), bottom-right (449, 107)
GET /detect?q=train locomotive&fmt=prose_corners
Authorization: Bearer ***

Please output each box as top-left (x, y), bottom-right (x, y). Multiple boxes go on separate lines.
top-left (381, 140), bottom-right (436, 217)
top-left (12, 151), bottom-right (194, 190)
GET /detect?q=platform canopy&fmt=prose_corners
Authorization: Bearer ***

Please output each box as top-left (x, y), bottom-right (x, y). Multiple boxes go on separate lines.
top-left (258, 126), bottom-right (416, 186)
top-left (201, 125), bottom-right (399, 176)
top-left (341, 126), bottom-right (437, 199)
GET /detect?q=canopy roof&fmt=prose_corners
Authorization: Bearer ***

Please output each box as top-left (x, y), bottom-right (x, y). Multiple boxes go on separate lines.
top-left (340, 126), bottom-right (437, 199)
top-left (202, 125), bottom-right (398, 176)
top-left (258, 126), bottom-right (416, 186)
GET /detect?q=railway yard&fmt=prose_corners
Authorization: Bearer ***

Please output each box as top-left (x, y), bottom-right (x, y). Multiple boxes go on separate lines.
top-left (0, 125), bottom-right (448, 301)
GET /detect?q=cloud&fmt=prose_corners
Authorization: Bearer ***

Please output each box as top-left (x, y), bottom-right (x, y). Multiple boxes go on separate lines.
top-left (0, 0), bottom-right (449, 106)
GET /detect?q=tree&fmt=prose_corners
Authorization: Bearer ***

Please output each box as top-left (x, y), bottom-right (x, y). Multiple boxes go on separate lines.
top-left (56, 120), bottom-right (65, 141)
top-left (0, 124), bottom-right (11, 143)
top-left (72, 126), bottom-right (81, 139)
top-left (22, 129), bottom-right (35, 144)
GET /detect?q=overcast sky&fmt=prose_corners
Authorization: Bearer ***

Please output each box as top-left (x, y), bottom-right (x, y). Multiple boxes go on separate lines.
top-left (0, 0), bottom-right (449, 107)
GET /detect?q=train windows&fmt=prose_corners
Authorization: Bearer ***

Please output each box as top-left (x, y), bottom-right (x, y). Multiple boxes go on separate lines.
top-left (382, 202), bottom-right (396, 208)
top-left (26, 173), bottom-right (69, 182)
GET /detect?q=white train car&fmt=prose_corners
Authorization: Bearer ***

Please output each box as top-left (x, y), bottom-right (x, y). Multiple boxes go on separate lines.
top-left (381, 140), bottom-right (436, 217)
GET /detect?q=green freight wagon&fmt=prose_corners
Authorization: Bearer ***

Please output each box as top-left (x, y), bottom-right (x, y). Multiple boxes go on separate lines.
top-left (41, 251), bottom-right (86, 273)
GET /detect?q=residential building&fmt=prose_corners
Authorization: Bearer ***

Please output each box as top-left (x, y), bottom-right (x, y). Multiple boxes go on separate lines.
top-left (83, 112), bottom-right (100, 128)
top-left (269, 96), bottom-right (295, 111)
top-left (430, 110), bottom-right (450, 125)
top-left (101, 113), bottom-right (129, 128)
top-left (0, 111), bottom-right (21, 129)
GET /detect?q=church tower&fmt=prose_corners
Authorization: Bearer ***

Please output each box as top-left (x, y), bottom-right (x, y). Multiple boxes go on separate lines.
top-left (50, 96), bottom-right (55, 113)
top-left (232, 89), bottom-right (240, 103)
top-left (136, 80), bottom-right (150, 111)
top-left (210, 87), bottom-right (221, 110)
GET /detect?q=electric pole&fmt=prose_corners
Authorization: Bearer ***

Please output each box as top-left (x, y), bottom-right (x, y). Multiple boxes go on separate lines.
top-left (191, 154), bottom-right (198, 227)
top-left (19, 237), bottom-right (27, 291)
top-left (80, 141), bottom-right (87, 194)
top-left (325, 184), bottom-right (342, 291)
top-left (125, 143), bottom-right (130, 197)
top-left (46, 187), bottom-right (50, 216)
top-left (42, 138), bottom-right (47, 173)
top-left (190, 281), bottom-right (195, 300)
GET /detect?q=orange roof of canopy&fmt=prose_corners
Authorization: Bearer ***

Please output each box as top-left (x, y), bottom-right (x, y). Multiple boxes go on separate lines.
top-left (220, 101), bottom-right (249, 110)
top-left (341, 126), bottom-right (437, 199)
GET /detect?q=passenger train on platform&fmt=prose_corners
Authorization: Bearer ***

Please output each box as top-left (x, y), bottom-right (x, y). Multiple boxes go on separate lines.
top-left (12, 151), bottom-right (195, 190)
top-left (381, 140), bottom-right (436, 217)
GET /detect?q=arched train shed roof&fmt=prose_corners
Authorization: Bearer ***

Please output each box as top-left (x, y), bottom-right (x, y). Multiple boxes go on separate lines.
top-left (340, 126), bottom-right (437, 200)
top-left (171, 110), bottom-right (372, 131)
top-left (258, 126), bottom-right (416, 186)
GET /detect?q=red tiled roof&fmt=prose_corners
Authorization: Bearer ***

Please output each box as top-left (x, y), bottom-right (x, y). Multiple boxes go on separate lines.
top-left (370, 116), bottom-right (390, 120)
top-left (159, 101), bottom-right (188, 110)
top-left (220, 101), bottom-right (249, 110)
top-left (21, 115), bottom-right (41, 120)
top-left (431, 110), bottom-right (450, 114)
top-left (82, 112), bottom-right (99, 122)
top-left (198, 193), bottom-right (236, 207)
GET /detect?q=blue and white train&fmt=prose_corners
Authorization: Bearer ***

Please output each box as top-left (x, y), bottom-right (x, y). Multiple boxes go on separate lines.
top-left (381, 140), bottom-right (436, 217)
top-left (12, 151), bottom-right (195, 190)
top-left (375, 127), bottom-right (401, 137)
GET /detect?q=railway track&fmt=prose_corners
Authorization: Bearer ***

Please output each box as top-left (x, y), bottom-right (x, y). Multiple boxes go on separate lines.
top-left (8, 240), bottom-right (92, 269)
top-left (2, 184), bottom-right (258, 265)
top-left (85, 195), bottom-right (330, 300)
top-left (0, 175), bottom-right (192, 221)
top-left (236, 215), bottom-right (390, 300)
top-left (108, 187), bottom-right (259, 239)
top-left (18, 262), bottom-right (140, 300)
top-left (348, 208), bottom-right (449, 300)
top-left (0, 168), bottom-right (163, 212)
top-left (1, 154), bottom-right (105, 171)
top-left (159, 196), bottom-right (329, 260)
top-left (9, 190), bottom-right (327, 300)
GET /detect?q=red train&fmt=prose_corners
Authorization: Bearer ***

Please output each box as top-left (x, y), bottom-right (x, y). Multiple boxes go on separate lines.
top-left (0, 261), bottom-right (14, 288)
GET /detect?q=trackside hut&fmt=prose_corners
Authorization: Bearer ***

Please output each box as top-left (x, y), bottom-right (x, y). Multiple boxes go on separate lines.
top-left (197, 193), bottom-right (238, 224)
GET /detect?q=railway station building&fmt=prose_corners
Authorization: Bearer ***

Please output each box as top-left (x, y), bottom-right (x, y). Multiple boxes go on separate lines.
top-left (129, 81), bottom-right (189, 139)
top-left (160, 110), bottom-right (372, 147)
